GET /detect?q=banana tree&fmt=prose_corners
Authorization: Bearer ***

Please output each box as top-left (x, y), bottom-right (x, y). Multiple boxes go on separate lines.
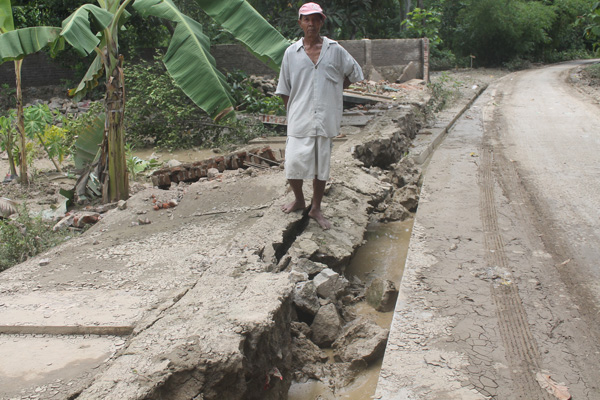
top-left (60, 0), bottom-right (290, 202)
top-left (0, 0), bottom-right (63, 184)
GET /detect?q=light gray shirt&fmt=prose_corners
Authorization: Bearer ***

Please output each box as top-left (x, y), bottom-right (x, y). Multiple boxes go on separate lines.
top-left (275, 37), bottom-right (364, 138)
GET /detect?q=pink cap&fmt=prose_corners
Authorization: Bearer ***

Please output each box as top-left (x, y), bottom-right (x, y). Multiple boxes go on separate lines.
top-left (299, 2), bottom-right (326, 19)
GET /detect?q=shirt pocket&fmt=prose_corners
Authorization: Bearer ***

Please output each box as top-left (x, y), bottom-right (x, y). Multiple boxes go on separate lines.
top-left (324, 64), bottom-right (341, 83)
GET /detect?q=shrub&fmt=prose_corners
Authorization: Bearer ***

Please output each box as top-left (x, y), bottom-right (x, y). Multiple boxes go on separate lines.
top-left (0, 204), bottom-right (69, 271)
top-left (125, 54), bottom-right (204, 149)
top-left (453, 0), bottom-right (556, 66)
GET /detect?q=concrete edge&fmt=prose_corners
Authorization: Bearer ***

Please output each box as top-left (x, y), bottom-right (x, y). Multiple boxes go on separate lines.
top-left (409, 84), bottom-right (488, 165)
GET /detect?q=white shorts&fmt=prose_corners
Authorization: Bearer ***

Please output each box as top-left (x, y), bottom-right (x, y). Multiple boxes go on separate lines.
top-left (285, 136), bottom-right (333, 181)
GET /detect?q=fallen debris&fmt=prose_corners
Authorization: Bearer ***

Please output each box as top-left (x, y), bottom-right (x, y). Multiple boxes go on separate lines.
top-left (151, 146), bottom-right (281, 188)
top-left (536, 371), bottom-right (571, 400)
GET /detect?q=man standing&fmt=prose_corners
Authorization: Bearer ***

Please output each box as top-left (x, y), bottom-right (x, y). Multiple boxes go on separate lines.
top-left (275, 2), bottom-right (364, 230)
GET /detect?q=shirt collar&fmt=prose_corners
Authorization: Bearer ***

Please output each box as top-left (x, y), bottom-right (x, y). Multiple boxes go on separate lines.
top-left (296, 36), bottom-right (333, 52)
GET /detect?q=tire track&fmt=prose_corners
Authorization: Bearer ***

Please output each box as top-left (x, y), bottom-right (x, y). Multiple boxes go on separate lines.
top-left (479, 145), bottom-right (552, 399)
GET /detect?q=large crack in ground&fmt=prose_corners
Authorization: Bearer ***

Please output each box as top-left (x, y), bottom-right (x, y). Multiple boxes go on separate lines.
top-left (268, 105), bottom-right (424, 398)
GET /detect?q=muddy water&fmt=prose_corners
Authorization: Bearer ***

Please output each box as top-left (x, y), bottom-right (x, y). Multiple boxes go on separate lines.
top-left (288, 219), bottom-right (414, 399)
top-left (132, 148), bottom-right (218, 164)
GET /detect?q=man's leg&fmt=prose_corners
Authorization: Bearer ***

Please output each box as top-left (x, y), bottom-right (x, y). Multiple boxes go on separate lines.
top-left (281, 179), bottom-right (306, 213)
top-left (308, 178), bottom-right (331, 229)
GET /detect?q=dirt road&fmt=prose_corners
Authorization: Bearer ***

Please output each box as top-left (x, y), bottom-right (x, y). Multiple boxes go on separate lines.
top-left (377, 60), bottom-right (600, 399)
top-left (487, 60), bottom-right (600, 397)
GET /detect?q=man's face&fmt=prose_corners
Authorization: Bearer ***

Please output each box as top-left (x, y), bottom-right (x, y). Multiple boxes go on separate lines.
top-left (298, 13), bottom-right (324, 36)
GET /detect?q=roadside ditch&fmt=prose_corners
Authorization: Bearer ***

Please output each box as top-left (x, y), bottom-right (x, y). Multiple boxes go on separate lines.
top-left (269, 105), bottom-right (424, 399)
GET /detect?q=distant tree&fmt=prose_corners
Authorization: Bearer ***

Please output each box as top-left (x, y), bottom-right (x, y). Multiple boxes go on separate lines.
top-left (578, 1), bottom-right (600, 53)
top-left (451, 0), bottom-right (555, 66)
top-left (250, 0), bottom-right (404, 40)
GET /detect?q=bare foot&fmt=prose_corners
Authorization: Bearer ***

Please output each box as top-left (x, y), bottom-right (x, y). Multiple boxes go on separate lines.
top-left (281, 199), bottom-right (306, 213)
top-left (308, 208), bottom-right (331, 230)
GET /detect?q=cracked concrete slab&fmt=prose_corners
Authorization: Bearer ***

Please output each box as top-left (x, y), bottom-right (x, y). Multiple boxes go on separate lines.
top-left (0, 95), bottom-right (424, 399)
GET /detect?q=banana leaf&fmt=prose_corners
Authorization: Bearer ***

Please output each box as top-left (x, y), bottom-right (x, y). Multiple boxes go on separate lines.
top-left (134, 0), bottom-right (235, 120)
top-left (69, 53), bottom-right (105, 100)
top-left (194, 0), bottom-right (290, 71)
top-left (0, 0), bottom-right (14, 33)
top-left (0, 27), bottom-right (64, 62)
top-left (61, 4), bottom-right (113, 56)
top-left (73, 112), bottom-right (105, 170)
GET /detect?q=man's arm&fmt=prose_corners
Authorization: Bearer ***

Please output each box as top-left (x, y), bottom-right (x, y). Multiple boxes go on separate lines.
top-left (280, 94), bottom-right (289, 109)
top-left (343, 76), bottom-right (351, 90)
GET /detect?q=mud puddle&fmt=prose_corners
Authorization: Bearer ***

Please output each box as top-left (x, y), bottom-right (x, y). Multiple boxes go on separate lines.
top-left (288, 219), bottom-right (413, 399)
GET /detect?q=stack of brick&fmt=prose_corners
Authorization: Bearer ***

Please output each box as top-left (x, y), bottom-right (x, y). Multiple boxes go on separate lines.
top-left (151, 146), bottom-right (281, 188)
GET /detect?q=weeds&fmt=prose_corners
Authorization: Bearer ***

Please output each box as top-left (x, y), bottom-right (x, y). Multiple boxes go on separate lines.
top-left (583, 62), bottom-right (600, 83)
top-left (427, 72), bottom-right (462, 113)
top-left (125, 144), bottom-right (161, 181)
top-left (0, 203), bottom-right (70, 271)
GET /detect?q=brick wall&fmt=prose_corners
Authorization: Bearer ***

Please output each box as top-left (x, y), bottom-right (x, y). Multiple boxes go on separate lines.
top-left (0, 52), bottom-right (77, 87)
top-left (0, 39), bottom-right (427, 87)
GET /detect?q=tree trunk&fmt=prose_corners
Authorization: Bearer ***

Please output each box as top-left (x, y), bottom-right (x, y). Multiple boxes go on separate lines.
top-left (100, 53), bottom-right (128, 202)
top-left (14, 59), bottom-right (27, 185)
top-left (400, 0), bottom-right (412, 31)
top-left (5, 120), bottom-right (17, 178)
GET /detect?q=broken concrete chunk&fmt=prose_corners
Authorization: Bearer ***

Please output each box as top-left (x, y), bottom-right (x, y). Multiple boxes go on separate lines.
top-left (72, 212), bottom-right (101, 228)
top-left (293, 239), bottom-right (319, 259)
top-left (392, 183), bottom-right (420, 211)
top-left (293, 281), bottom-right (321, 316)
top-left (397, 61), bottom-right (420, 83)
top-left (207, 168), bottom-right (220, 179)
top-left (291, 321), bottom-right (312, 338)
top-left (366, 278), bottom-right (399, 312)
top-left (117, 200), bottom-right (127, 210)
top-left (311, 303), bottom-right (342, 347)
top-left (292, 258), bottom-right (328, 277)
top-left (332, 317), bottom-right (389, 365)
top-left (289, 270), bottom-right (309, 283)
top-left (382, 202), bottom-right (410, 222)
top-left (166, 159), bottom-right (182, 168)
top-left (390, 158), bottom-right (421, 187)
top-left (292, 335), bottom-right (329, 370)
top-left (52, 214), bottom-right (74, 231)
top-left (313, 268), bottom-right (340, 300)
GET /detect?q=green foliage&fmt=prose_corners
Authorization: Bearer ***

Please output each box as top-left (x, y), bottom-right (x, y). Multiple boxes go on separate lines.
top-left (124, 56), bottom-right (282, 150)
top-left (0, 203), bottom-right (69, 271)
top-left (23, 103), bottom-right (53, 140)
top-left (427, 72), bottom-right (461, 112)
top-left (0, 109), bottom-right (17, 173)
top-left (401, 7), bottom-right (442, 47)
top-left (447, 0), bottom-right (596, 66)
top-left (63, 101), bottom-right (104, 142)
top-left (578, 1), bottom-right (600, 54)
top-left (226, 70), bottom-right (285, 115)
top-left (124, 55), bottom-right (204, 149)
top-left (0, 103), bottom-right (70, 171)
top-left (502, 57), bottom-right (533, 72)
top-left (543, 0), bottom-right (594, 56)
top-left (125, 143), bottom-right (160, 180)
top-left (584, 61), bottom-right (600, 79)
top-left (250, 0), bottom-right (402, 40)
top-left (0, 83), bottom-right (16, 109)
top-left (543, 48), bottom-right (594, 64)
top-left (41, 124), bottom-right (68, 163)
